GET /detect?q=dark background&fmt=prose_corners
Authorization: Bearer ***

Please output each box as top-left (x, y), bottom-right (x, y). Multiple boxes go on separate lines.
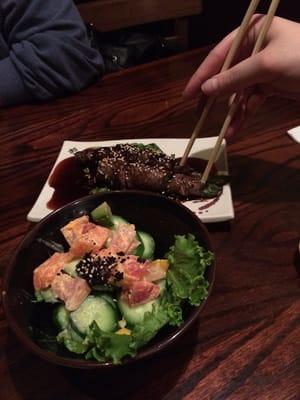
top-left (75, 0), bottom-right (300, 71)
top-left (190, 0), bottom-right (300, 47)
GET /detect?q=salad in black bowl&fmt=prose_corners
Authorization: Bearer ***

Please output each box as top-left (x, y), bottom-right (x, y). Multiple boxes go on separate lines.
top-left (3, 191), bottom-right (215, 368)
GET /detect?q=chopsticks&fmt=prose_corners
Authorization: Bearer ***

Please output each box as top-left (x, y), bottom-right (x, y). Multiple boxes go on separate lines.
top-left (180, 0), bottom-right (262, 167)
top-left (200, 0), bottom-right (280, 186)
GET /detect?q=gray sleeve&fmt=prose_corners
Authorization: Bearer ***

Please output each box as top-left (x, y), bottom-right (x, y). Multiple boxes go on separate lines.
top-left (0, 0), bottom-right (104, 106)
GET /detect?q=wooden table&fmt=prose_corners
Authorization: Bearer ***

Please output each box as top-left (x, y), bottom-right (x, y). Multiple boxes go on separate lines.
top-left (1, 48), bottom-right (300, 400)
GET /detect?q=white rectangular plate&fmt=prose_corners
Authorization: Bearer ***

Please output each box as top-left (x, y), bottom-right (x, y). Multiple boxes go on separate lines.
top-left (27, 138), bottom-right (234, 223)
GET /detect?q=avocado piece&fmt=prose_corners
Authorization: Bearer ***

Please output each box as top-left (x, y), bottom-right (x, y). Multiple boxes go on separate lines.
top-left (91, 201), bottom-right (113, 227)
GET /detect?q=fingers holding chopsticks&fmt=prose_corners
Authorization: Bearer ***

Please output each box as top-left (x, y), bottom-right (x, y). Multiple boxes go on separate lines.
top-left (200, 53), bottom-right (271, 98)
top-left (183, 14), bottom-right (267, 100)
top-left (184, 16), bottom-right (300, 103)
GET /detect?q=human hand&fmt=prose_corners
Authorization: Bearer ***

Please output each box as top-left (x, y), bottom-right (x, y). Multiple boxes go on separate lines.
top-left (183, 16), bottom-right (300, 136)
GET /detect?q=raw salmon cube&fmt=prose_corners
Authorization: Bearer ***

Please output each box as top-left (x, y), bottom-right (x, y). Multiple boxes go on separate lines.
top-left (70, 225), bottom-right (110, 257)
top-left (60, 215), bottom-right (89, 246)
top-left (108, 224), bottom-right (139, 254)
top-left (33, 252), bottom-right (73, 290)
top-left (51, 274), bottom-right (90, 311)
top-left (123, 280), bottom-right (160, 306)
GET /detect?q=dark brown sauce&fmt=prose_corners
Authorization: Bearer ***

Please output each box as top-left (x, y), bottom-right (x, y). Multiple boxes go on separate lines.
top-left (47, 157), bottom-right (86, 210)
top-left (181, 158), bottom-right (221, 213)
top-left (192, 193), bottom-right (222, 214)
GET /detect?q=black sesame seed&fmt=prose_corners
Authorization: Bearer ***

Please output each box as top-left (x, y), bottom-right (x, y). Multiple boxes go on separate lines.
top-left (76, 253), bottom-right (120, 286)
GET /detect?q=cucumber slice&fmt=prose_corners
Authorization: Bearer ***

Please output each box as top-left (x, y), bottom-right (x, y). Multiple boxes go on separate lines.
top-left (118, 297), bottom-right (158, 326)
top-left (63, 259), bottom-right (80, 277)
top-left (35, 288), bottom-right (58, 303)
top-left (111, 215), bottom-right (129, 229)
top-left (53, 304), bottom-right (70, 330)
top-left (69, 326), bottom-right (84, 342)
top-left (134, 231), bottom-right (145, 257)
top-left (70, 295), bottom-right (118, 335)
top-left (57, 326), bottom-right (85, 349)
top-left (118, 280), bottom-right (165, 326)
top-left (137, 231), bottom-right (155, 259)
top-left (91, 202), bottom-right (113, 227)
top-left (100, 294), bottom-right (118, 311)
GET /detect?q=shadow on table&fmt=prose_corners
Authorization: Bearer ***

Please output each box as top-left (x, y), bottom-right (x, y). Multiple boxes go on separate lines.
top-left (6, 325), bottom-right (197, 400)
top-left (199, 150), bottom-right (300, 234)
top-left (294, 246), bottom-right (300, 277)
top-left (227, 153), bottom-right (300, 204)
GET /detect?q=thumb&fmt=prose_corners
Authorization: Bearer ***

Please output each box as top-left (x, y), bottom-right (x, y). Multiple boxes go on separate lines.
top-left (201, 53), bottom-right (268, 97)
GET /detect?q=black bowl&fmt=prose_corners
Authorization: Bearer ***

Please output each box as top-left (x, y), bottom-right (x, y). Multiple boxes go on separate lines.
top-left (2, 191), bottom-right (215, 369)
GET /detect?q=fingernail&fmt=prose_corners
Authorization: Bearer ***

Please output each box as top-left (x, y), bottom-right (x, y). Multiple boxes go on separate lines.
top-left (201, 78), bottom-right (217, 94)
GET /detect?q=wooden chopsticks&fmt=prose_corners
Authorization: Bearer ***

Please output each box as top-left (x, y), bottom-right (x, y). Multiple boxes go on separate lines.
top-left (200, 0), bottom-right (280, 186)
top-left (180, 0), bottom-right (281, 192)
top-left (180, 0), bottom-right (262, 167)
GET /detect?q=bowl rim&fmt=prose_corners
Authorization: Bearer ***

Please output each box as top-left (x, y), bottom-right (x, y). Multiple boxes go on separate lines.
top-left (2, 190), bottom-right (216, 369)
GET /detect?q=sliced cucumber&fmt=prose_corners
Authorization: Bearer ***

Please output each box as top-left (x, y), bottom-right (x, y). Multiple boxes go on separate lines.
top-left (53, 304), bottom-right (70, 330)
top-left (35, 288), bottom-right (58, 303)
top-left (118, 297), bottom-right (158, 326)
top-left (70, 295), bottom-right (118, 335)
top-left (137, 231), bottom-right (155, 259)
top-left (111, 215), bottom-right (129, 229)
top-left (70, 326), bottom-right (85, 342)
top-left (100, 294), bottom-right (118, 311)
top-left (91, 201), bottom-right (113, 227)
top-left (63, 259), bottom-right (80, 277)
top-left (57, 326), bottom-right (85, 350)
top-left (134, 231), bottom-right (145, 257)
top-left (118, 280), bottom-right (166, 326)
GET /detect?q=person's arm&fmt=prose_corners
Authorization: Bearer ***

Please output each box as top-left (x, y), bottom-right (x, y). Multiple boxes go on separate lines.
top-left (183, 16), bottom-right (300, 136)
top-left (0, 0), bottom-right (104, 106)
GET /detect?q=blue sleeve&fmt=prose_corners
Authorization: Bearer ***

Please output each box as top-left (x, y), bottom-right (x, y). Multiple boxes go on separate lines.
top-left (0, 0), bottom-right (104, 106)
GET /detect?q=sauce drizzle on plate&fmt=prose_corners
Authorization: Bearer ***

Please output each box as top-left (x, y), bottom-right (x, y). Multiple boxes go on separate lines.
top-left (47, 157), bottom-right (86, 210)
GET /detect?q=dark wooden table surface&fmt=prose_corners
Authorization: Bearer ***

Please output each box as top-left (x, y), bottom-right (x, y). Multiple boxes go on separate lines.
top-left (1, 48), bottom-right (300, 400)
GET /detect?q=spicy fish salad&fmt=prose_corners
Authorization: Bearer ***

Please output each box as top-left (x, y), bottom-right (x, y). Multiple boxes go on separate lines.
top-left (33, 201), bottom-right (213, 364)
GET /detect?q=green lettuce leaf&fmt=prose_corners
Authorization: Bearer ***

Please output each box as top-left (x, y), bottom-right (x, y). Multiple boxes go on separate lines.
top-left (131, 143), bottom-right (163, 153)
top-left (165, 234), bottom-right (213, 306)
top-left (160, 288), bottom-right (183, 326)
top-left (82, 303), bottom-right (171, 363)
top-left (201, 175), bottom-right (230, 198)
top-left (85, 347), bottom-right (106, 363)
top-left (57, 328), bottom-right (88, 354)
top-left (131, 304), bottom-right (169, 349)
top-left (85, 321), bottom-right (135, 364)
